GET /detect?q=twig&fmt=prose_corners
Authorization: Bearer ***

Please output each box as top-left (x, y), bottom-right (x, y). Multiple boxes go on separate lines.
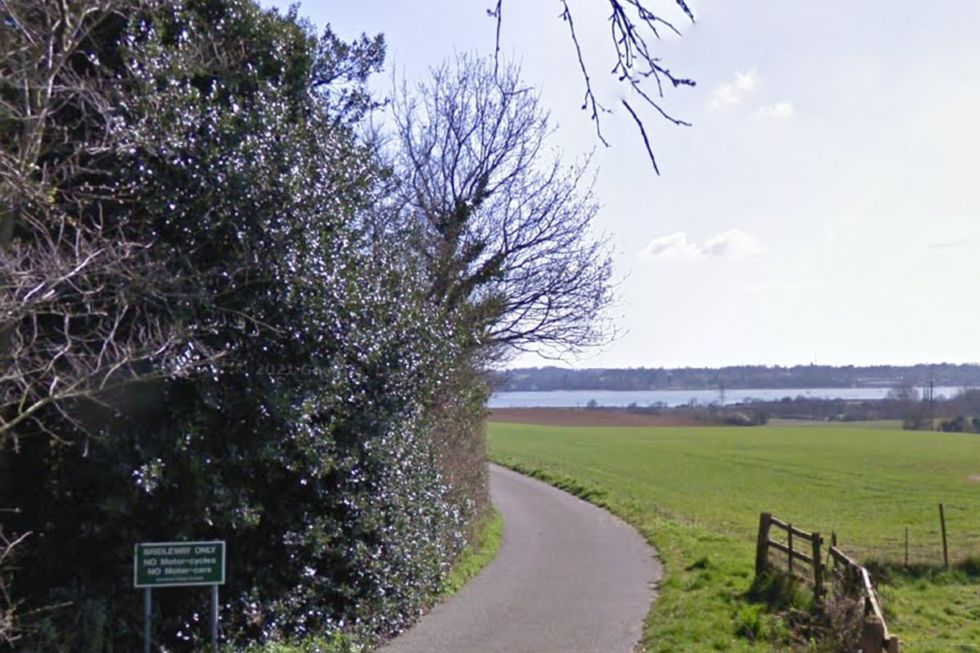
top-left (621, 99), bottom-right (658, 174)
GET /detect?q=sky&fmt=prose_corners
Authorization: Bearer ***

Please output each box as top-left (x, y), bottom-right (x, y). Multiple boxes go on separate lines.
top-left (264, 1), bottom-right (980, 369)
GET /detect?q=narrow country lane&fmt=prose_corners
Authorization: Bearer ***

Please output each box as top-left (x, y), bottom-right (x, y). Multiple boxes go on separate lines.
top-left (378, 464), bottom-right (662, 653)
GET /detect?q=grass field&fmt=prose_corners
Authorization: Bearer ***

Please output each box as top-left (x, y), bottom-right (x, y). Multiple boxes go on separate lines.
top-left (488, 420), bottom-right (980, 652)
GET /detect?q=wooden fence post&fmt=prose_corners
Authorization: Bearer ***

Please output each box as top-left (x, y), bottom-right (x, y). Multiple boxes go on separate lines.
top-left (768, 516), bottom-right (900, 651)
top-left (904, 527), bottom-right (909, 567)
top-left (756, 513), bottom-right (772, 576)
top-left (788, 524), bottom-right (794, 575)
top-left (829, 531), bottom-right (837, 569)
top-left (861, 614), bottom-right (885, 653)
top-left (811, 532), bottom-right (824, 603)
top-left (939, 503), bottom-right (949, 570)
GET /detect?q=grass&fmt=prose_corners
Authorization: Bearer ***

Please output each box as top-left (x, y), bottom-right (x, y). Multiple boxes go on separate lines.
top-left (488, 421), bottom-right (980, 652)
top-left (439, 508), bottom-right (504, 597)
top-left (233, 635), bottom-right (364, 653)
top-left (869, 561), bottom-right (980, 653)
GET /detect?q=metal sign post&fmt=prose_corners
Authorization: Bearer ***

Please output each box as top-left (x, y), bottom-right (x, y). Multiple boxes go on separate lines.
top-left (211, 585), bottom-right (219, 649)
top-left (144, 587), bottom-right (152, 653)
top-left (134, 540), bottom-right (226, 652)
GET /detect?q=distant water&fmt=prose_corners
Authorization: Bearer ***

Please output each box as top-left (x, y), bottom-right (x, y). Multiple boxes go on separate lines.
top-left (489, 387), bottom-right (964, 408)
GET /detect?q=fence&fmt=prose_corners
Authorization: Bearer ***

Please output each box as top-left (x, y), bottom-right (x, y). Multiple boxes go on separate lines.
top-left (755, 513), bottom-right (825, 599)
top-left (756, 512), bottom-right (901, 653)
top-left (878, 503), bottom-right (961, 568)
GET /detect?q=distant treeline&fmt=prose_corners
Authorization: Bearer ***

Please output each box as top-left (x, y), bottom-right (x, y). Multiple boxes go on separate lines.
top-left (493, 364), bottom-right (980, 392)
top-left (651, 388), bottom-right (980, 431)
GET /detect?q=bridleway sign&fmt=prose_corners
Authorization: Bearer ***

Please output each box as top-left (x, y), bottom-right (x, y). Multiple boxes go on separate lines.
top-left (134, 540), bottom-right (226, 653)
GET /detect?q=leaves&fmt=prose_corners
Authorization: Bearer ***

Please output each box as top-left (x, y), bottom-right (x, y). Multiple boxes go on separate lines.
top-left (1, 1), bottom-right (478, 649)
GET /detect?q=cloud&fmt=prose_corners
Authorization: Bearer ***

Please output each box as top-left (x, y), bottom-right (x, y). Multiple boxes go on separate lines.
top-left (639, 232), bottom-right (701, 260)
top-left (708, 69), bottom-right (758, 109)
top-left (758, 101), bottom-right (795, 119)
top-left (641, 228), bottom-right (763, 261)
top-left (701, 228), bottom-right (764, 258)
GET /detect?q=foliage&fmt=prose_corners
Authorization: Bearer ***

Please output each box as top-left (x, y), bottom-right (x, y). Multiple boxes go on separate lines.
top-left (0, 1), bottom-right (638, 651)
top-left (0, 0), bottom-right (485, 650)
top-left (0, 0), bottom-right (222, 443)
top-left (225, 633), bottom-right (363, 653)
top-left (489, 420), bottom-right (980, 651)
top-left (939, 415), bottom-right (968, 432)
top-left (493, 364), bottom-right (980, 392)
top-left (425, 362), bottom-right (491, 538)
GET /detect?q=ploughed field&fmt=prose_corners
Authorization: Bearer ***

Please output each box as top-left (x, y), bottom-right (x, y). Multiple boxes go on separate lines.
top-left (487, 417), bottom-right (980, 652)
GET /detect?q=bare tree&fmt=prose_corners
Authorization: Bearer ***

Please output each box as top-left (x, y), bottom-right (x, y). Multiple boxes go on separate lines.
top-left (390, 54), bottom-right (614, 357)
top-left (0, 231), bottom-right (220, 445)
top-left (887, 381), bottom-right (929, 430)
top-left (0, 0), bottom-right (217, 447)
top-left (0, 525), bottom-right (28, 646)
top-left (487, 0), bottom-right (695, 173)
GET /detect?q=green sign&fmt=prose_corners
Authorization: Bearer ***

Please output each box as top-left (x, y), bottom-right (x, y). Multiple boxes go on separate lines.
top-left (134, 541), bottom-right (225, 588)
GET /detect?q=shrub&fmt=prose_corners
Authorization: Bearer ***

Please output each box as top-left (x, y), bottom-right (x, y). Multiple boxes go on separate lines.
top-left (940, 415), bottom-right (967, 432)
top-left (0, 1), bottom-right (485, 650)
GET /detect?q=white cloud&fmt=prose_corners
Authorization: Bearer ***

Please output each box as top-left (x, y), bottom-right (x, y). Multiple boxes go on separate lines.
top-left (639, 232), bottom-right (701, 260)
top-left (640, 228), bottom-right (763, 261)
top-left (758, 101), bottom-right (795, 119)
top-left (701, 228), bottom-right (764, 258)
top-left (708, 69), bottom-right (758, 109)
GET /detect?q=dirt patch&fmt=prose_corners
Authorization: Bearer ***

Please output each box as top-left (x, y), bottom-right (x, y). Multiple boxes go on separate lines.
top-left (968, 474), bottom-right (980, 483)
top-left (488, 407), bottom-right (701, 427)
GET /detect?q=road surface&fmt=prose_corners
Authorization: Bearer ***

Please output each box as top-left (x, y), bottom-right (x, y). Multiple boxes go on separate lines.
top-left (379, 464), bottom-right (661, 653)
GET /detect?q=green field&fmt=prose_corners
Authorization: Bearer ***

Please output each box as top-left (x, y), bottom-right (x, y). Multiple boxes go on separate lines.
top-left (488, 421), bottom-right (980, 652)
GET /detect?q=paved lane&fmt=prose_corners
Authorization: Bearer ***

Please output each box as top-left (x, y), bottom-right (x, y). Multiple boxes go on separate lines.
top-left (379, 464), bottom-right (662, 653)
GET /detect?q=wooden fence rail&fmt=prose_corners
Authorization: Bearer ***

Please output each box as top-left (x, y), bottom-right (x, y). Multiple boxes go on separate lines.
top-left (828, 545), bottom-right (901, 653)
top-left (756, 512), bottom-right (901, 653)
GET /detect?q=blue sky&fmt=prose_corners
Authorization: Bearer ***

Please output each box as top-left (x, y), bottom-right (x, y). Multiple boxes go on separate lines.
top-left (266, 1), bottom-right (980, 368)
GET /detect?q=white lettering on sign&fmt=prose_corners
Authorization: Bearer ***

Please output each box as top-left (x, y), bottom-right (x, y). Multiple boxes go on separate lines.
top-left (134, 541), bottom-right (226, 587)
top-left (143, 546), bottom-right (192, 556)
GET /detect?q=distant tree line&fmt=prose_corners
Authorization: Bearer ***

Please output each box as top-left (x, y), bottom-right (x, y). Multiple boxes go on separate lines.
top-left (0, 1), bottom-right (612, 651)
top-left (494, 364), bottom-right (980, 392)
top-left (890, 386), bottom-right (980, 432)
top-left (611, 388), bottom-right (980, 429)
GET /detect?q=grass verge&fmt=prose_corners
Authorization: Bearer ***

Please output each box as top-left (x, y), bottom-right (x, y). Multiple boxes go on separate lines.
top-left (235, 635), bottom-right (364, 653)
top-left (439, 508), bottom-right (504, 598)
